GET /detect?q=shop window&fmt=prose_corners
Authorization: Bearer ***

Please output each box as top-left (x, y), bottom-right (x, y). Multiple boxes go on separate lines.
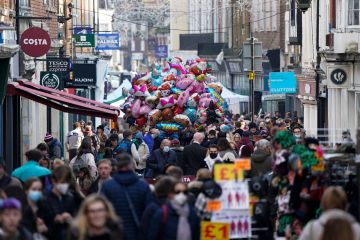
top-left (349, 0), bottom-right (360, 26)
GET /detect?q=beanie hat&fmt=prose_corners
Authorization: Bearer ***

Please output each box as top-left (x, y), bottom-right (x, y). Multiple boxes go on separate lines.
top-left (171, 139), bottom-right (180, 147)
top-left (248, 122), bottom-right (257, 130)
top-left (0, 198), bottom-right (21, 211)
top-left (135, 131), bottom-right (143, 140)
top-left (44, 133), bottom-right (53, 142)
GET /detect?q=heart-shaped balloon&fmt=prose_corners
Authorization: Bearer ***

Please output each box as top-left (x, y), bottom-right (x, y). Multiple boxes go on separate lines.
top-left (131, 99), bottom-right (141, 118)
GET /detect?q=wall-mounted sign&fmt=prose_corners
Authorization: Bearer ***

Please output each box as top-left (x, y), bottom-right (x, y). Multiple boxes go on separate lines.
top-left (46, 58), bottom-right (70, 72)
top-left (20, 27), bottom-right (51, 57)
top-left (155, 45), bottom-right (168, 58)
top-left (95, 33), bottom-right (120, 50)
top-left (66, 64), bottom-right (97, 88)
top-left (73, 27), bottom-right (92, 35)
top-left (330, 68), bottom-right (347, 85)
top-left (40, 72), bottom-right (64, 90)
top-left (74, 34), bottom-right (95, 47)
top-left (269, 72), bottom-right (297, 94)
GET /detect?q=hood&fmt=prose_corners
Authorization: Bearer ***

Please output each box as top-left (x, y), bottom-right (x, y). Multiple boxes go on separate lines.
top-left (251, 149), bottom-right (271, 163)
top-left (113, 171), bottom-right (139, 186)
top-left (319, 209), bottom-right (356, 225)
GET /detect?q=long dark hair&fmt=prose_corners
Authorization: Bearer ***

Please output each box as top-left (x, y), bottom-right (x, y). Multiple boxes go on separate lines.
top-left (217, 138), bottom-right (231, 151)
top-left (77, 140), bottom-right (93, 157)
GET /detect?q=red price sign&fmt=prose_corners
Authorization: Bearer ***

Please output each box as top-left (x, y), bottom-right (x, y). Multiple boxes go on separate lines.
top-left (201, 221), bottom-right (230, 240)
top-left (213, 163), bottom-right (244, 181)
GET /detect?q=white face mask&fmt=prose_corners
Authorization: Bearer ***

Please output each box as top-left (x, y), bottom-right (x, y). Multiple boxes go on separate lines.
top-left (174, 192), bottom-right (187, 205)
top-left (56, 183), bottom-right (69, 194)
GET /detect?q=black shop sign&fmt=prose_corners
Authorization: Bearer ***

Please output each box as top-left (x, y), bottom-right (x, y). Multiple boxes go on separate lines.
top-left (66, 63), bottom-right (97, 88)
top-left (40, 72), bottom-right (64, 90)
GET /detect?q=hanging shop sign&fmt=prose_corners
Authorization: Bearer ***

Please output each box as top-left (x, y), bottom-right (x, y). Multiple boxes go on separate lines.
top-left (95, 33), bottom-right (120, 50)
top-left (74, 34), bottom-right (95, 47)
top-left (40, 72), bottom-right (64, 90)
top-left (46, 58), bottom-right (70, 72)
top-left (20, 27), bottom-right (51, 57)
top-left (330, 68), bottom-right (347, 85)
top-left (73, 27), bottom-right (92, 34)
top-left (155, 45), bottom-right (168, 58)
top-left (66, 63), bottom-right (97, 88)
top-left (269, 72), bottom-right (297, 94)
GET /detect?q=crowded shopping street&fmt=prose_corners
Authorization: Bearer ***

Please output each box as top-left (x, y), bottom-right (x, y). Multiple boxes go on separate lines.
top-left (1, 0), bottom-right (360, 239)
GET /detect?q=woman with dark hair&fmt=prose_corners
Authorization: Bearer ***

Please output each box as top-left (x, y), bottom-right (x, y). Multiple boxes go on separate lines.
top-left (217, 138), bottom-right (238, 162)
top-left (69, 141), bottom-right (98, 195)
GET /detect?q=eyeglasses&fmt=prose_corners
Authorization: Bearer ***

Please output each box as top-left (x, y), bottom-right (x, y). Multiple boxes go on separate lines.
top-left (87, 208), bottom-right (106, 214)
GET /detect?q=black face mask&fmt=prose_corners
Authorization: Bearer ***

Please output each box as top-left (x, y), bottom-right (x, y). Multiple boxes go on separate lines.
top-left (210, 153), bottom-right (218, 159)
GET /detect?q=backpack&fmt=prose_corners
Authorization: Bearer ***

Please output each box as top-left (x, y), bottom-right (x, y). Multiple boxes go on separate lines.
top-left (72, 155), bottom-right (89, 177)
top-left (113, 139), bottom-right (132, 155)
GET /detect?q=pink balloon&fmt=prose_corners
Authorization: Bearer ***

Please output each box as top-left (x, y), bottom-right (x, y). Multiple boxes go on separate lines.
top-left (177, 90), bottom-right (190, 107)
top-left (139, 104), bottom-right (153, 116)
top-left (176, 78), bottom-right (193, 90)
top-left (131, 99), bottom-right (141, 118)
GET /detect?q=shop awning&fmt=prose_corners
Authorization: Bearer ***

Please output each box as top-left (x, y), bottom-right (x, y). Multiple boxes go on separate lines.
top-left (6, 80), bottom-right (120, 120)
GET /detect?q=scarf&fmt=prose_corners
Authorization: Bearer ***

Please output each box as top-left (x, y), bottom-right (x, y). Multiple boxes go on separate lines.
top-left (170, 200), bottom-right (191, 240)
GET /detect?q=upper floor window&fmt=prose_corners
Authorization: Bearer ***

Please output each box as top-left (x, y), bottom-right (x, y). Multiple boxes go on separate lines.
top-left (20, 0), bottom-right (30, 7)
top-left (349, 0), bottom-right (360, 25)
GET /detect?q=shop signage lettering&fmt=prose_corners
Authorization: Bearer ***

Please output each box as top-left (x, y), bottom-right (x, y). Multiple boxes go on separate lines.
top-left (269, 72), bottom-right (297, 94)
top-left (66, 63), bottom-right (97, 88)
top-left (213, 164), bottom-right (244, 181)
top-left (200, 222), bottom-right (230, 240)
top-left (40, 72), bottom-right (64, 90)
top-left (46, 58), bottom-right (70, 73)
top-left (20, 27), bottom-right (51, 57)
top-left (95, 33), bottom-right (120, 50)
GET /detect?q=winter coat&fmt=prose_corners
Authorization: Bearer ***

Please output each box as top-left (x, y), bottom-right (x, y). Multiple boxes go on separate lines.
top-left (48, 139), bottom-right (63, 159)
top-left (135, 142), bottom-right (150, 170)
top-left (143, 133), bottom-right (154, 158)
top-left (299, 209), bottom-right (360, 240)
top-left (12, 161), bottom-right (51, 182)
top-left (101, 171), bottom-right (153, 240)
top-left (67, 220), bottom-right (124, 240)
top-left (250, 149), bottom-right (272, 176)
top-left (67, 128), bottom-right (84, 150)
top-left (69, 153), bottom-right (98, 180)
top-left (219, 149), bottom-right (238, 162)
top-left (140, 197), bottom-right (167, 239)
top-left (0, 226), bottom-right (34, 240)
top-left (181, 143), bottom-right (208, 176)
top-left (204, 154), bottom-right (223, 170)
top-left (147, 202), bottom-right (200, 240)
top-left (148, 149), bottom-right (177, 177)
top-left (0, 174), bottom-right (22, 189)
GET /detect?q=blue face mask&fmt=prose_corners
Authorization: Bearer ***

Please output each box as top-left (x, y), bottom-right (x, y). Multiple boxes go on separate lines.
top-left (163, 146), bottom-right (170, 153)
top-left (28, 190), bottom-right (42, 202)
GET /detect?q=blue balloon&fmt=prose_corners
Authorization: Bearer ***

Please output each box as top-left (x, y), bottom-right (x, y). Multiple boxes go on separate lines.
top-left (183, 108), bottom-right (197, 123)
top-left (151, 75), bottom-right (163, 87)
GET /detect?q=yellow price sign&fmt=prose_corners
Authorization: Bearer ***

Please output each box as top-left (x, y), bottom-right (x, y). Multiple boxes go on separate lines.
top-left (213, 164), bottom-right (244, 181)
top-left (201, 221), bottom-right (230, 240)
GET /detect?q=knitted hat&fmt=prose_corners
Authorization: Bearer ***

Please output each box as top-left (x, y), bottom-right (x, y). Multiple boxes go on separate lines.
top-left (44, 133), bottom-right (53, 142)
top-left (134, 131), bottom-right (143, 140)
top-left (171, 139), bottom-right (180, 147)
top-left (0, 198), bottom-right (21, 211)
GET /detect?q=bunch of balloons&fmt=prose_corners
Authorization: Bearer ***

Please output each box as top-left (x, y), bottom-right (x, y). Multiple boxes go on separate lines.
top-left (120, 57), bottom-right (229, 138)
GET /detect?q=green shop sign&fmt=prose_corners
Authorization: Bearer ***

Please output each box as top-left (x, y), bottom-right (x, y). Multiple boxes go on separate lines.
top-left (74, 34), bottom-right (95, 47)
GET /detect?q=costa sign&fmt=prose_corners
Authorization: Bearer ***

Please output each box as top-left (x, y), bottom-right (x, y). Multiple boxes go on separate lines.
top-left (20, 27), bottom-right (51, 57)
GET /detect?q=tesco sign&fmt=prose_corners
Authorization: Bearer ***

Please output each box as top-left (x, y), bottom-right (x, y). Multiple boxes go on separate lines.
top-left (20, 27), bottom-right (51, 57)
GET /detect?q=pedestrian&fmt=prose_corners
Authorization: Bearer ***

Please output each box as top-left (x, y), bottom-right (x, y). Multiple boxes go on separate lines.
top-left (44, 165), bottom-right (77, 240)
top-left (217, 138), bottom-right (238, 162)
top-left (180, 132), bottom-right (207, 176)
top-left (106, 133), bottom-right (119, 150)
top-left (148, 139), bottom-right (177, 177)
top-left (201, 130), bottom-right (217, 148)
top-left (204, 144), bottom-right (223, 170)
top-left (21, 178), bottom-right (50, 237)
top-left (88, 159), bottom-right (113, 194)
top-left (83, 126), bottom-right (100, 160)
top-left (233, 133), bottom-right (242, 152)
top-left (0, 158), bottom-right (22, 189)
top-left (143, 127), bottom-right (154, 158)
top-left (250, 139), bottom-right (272, 176)
top-left (113, 130), bottom-right (139, 161)
top-left (165, 166), bottom-right (184, 182)
top-left (133, 131), bottom-right (150, 175)
top-left (299, 186), bottom-right (360, 240)
top-left (101, 153), bottom-right (153, 240)
top-left (68, 194), bottom-right (124, 240)
top-left (147, 182), bottom-right (200, 240)
top-left (238, 131), bottom-right (254, 153)
top-left (0, 198), bottom-right (33, 240)
top-left (96, 125), bottom-right (108, 159)
top-left (12, 149), bottom-right (51, 183)
top-left (320, 218), bottom-right (354, 240)
top-left (141, 176), bottom-right (177, 239)
top-left (69, 141), bottom-right (98, 195)
top-left (44, 133), bottom-right (63, 159)
top-left (36, 143), bottom-right (49, 159)
top-left (171, 139), bottom-right (184, 166)
top-left (66, 122), bottom-right (84, 161)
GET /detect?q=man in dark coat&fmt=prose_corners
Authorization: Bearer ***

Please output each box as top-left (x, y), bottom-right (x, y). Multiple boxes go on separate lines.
top-left (101, 153), bottom-right (153, 240)
top-left (250, 139), bottom-right (272, 177)
top-left (180, 132), bottom-right (207, 176)
top-left (148, 139), bottom-right (177, 177)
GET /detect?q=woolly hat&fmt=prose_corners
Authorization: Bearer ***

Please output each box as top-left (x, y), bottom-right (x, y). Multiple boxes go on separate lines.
top-left (248, 122), bottom-right (257, 130)
top-left (44, 133), bottom-right (53, 142)
top-left (0, 198), bottom-right (21, 211)
top-left (134, 131), bottom-right (143, 140)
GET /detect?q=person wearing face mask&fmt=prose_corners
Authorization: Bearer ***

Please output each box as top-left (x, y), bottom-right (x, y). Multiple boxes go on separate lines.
top-left (21, 178), bottom-right (51, 238)
top-left (292, 125), bottom-right (303, 144)
top-left (148, 139), bottom-right (177, 177)
top-left (147, 182), bottom-right (200, 240)
top-left (44, 165), bottom-right (76, 240)
top-left (204, 145), bottom-right (223, 171)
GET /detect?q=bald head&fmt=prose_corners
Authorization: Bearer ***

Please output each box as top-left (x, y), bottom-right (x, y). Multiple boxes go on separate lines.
top-left (193, 132), bottom-right (205, 144)
top-left (161, 139), bottom-right (171, 149)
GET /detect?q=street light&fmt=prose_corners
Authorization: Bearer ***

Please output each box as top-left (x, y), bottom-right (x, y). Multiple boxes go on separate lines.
top-left (296, 0), bottom-right (312, 13)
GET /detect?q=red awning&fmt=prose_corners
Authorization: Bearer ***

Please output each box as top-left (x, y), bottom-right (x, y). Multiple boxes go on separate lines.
top-left (7, 80), bottom-right (120, 120)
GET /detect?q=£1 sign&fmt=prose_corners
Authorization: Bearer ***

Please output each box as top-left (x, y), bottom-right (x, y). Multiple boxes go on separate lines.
top-left (201, 222), bottom-right (230, 240)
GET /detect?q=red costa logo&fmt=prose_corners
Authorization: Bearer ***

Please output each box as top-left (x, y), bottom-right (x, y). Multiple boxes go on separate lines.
top-left (20, 27), bottom-right (51, 57)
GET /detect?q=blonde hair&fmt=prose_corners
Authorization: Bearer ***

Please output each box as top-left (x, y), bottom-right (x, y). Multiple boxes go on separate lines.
top-left (321, 218), bottom-right (354, 240)
top-left (321, 186), bottom-right (347, 210)
top-left (72, 194), bottom-right (119, 240)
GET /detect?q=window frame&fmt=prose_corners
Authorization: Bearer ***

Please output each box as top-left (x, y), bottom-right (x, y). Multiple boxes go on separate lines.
top-left (348, 0), bottom-right (360, 26)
